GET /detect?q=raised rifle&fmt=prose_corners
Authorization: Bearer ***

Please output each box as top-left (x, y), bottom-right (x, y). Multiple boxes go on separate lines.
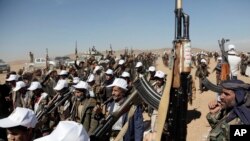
top-left (219, 38), bottom-right (230, 81)
top-left (150, 0), bottom-right (191, 140)
top-left (133, 0), bottom-right (191, 140)
top-left (200, 38), bottom-right (230, 93)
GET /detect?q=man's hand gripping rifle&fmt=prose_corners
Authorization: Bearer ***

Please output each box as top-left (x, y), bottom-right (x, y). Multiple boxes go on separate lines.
top-left (36, 89), bottom-right (72, 121)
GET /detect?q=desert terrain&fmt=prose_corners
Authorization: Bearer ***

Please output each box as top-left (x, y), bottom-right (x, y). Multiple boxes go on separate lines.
top-left (0, 50), bottom-right (249, 141)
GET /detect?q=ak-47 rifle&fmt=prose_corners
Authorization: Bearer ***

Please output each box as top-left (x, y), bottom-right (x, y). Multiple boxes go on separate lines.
top-left (219, 38), bottom-right (230, 81)
top-left (154, 0), bottom-right (191, 140)
top-left (36, 89), bottom-right (72, 121)
top-left (201, 39), bottom-right (230, 93)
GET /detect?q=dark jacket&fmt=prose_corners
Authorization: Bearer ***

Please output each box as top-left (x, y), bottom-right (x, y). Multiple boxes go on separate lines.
top-left (109, 101), bottom-right (144, 141)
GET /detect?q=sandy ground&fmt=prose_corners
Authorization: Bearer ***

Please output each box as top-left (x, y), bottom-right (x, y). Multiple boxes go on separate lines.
top-left (1, 57), bottom-right (250, 141)
top-left (155, 57), bottom-right (250, 141)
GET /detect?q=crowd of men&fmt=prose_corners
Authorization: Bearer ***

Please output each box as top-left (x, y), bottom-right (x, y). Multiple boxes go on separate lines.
top-left (0, 51), bottom-right (160, 141)
top-left (0, 44), bottom-right (250, 141)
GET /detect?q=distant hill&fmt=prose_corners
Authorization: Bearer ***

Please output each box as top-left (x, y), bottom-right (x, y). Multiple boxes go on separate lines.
top-left (7, 47), bottom-right (211, 63)
top-left (64, 47), bottom-right (211, 59)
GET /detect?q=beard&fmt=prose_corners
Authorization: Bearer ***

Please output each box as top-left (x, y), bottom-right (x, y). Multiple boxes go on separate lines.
top-left (221, 99), bottom-right (236, 109)
top-left (112, 95), bottom-right (122, 102)
top-left (76, 95), bottom-right (85, 101)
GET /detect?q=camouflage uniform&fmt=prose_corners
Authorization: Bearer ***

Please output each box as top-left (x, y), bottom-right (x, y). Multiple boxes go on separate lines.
top-left (207, 110), bottom-right (241, 141)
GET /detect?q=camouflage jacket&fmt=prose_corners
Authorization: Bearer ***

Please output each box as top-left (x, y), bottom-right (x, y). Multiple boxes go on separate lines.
top-left (206, 110), bottom-right (242, 141)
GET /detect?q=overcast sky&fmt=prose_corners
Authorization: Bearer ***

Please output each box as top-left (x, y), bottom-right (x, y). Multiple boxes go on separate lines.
top-left (1, 0), bottom-right (250, 61)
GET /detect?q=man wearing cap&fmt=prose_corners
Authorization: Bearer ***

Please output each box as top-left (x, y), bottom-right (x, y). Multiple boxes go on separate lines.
top-left (28, 81), bottom-right (48, 114)
top-left (34, 121), bottom-right (89, 141)
top-left (195, 58), bottom-right (210, 94)
top-left (6, 74), bottom-right (18, 109)
top-left (135, 61), bottom-right (146, 78)
top-left (114, 59), bottom-right (126, 77)
top-left (58, 70), bottom-right (70, 81)
top-left (227, 44), bottom-right (241, 80)
top-left (53, 79), bottom-right (71, 120)
top-left (120, 71), bottom-right (133, 93)
top-left (71, 81), bottom-right (98, 135)
top-left (13, 81), bottom-right (32, 108)
top-left (37, 79), bottom-right (71, 135)
top-left (0, 107), bottom-right (38, 141)
top-left (87, 74), bottom-right (103, 103)
top-left (150, 70), bottom-right (165, 132)
top-left (147, 66), bottom-right (156, 84)
top-left (106, 78), bottom-right (144, 141)
top-left (207, 80), bottom-right (250, 141)
top-left (101, 69), bottom-right (116, 102)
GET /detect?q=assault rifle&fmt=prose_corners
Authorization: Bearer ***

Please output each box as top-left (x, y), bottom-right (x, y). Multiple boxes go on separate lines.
top-left (36, 89), bottom-right (72, 121)
top-left (201, 38), bottom-right (230, 93)
top-left (219, 38), bottom-right (230, 81)
top-left (103, 1), bottom-right (191, 139)
top-left (154, 0), bottom-right (191, 140)
top-left (90, 89), bottom-right (139, 141)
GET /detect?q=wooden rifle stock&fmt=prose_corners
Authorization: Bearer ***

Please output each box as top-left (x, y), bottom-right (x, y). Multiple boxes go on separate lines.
top-left (221, 63), bottom-right (230, 81)
top-left (218, 38), bottom-right (230, 81)
top-left (155, 0), bottom-right (191, 140)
